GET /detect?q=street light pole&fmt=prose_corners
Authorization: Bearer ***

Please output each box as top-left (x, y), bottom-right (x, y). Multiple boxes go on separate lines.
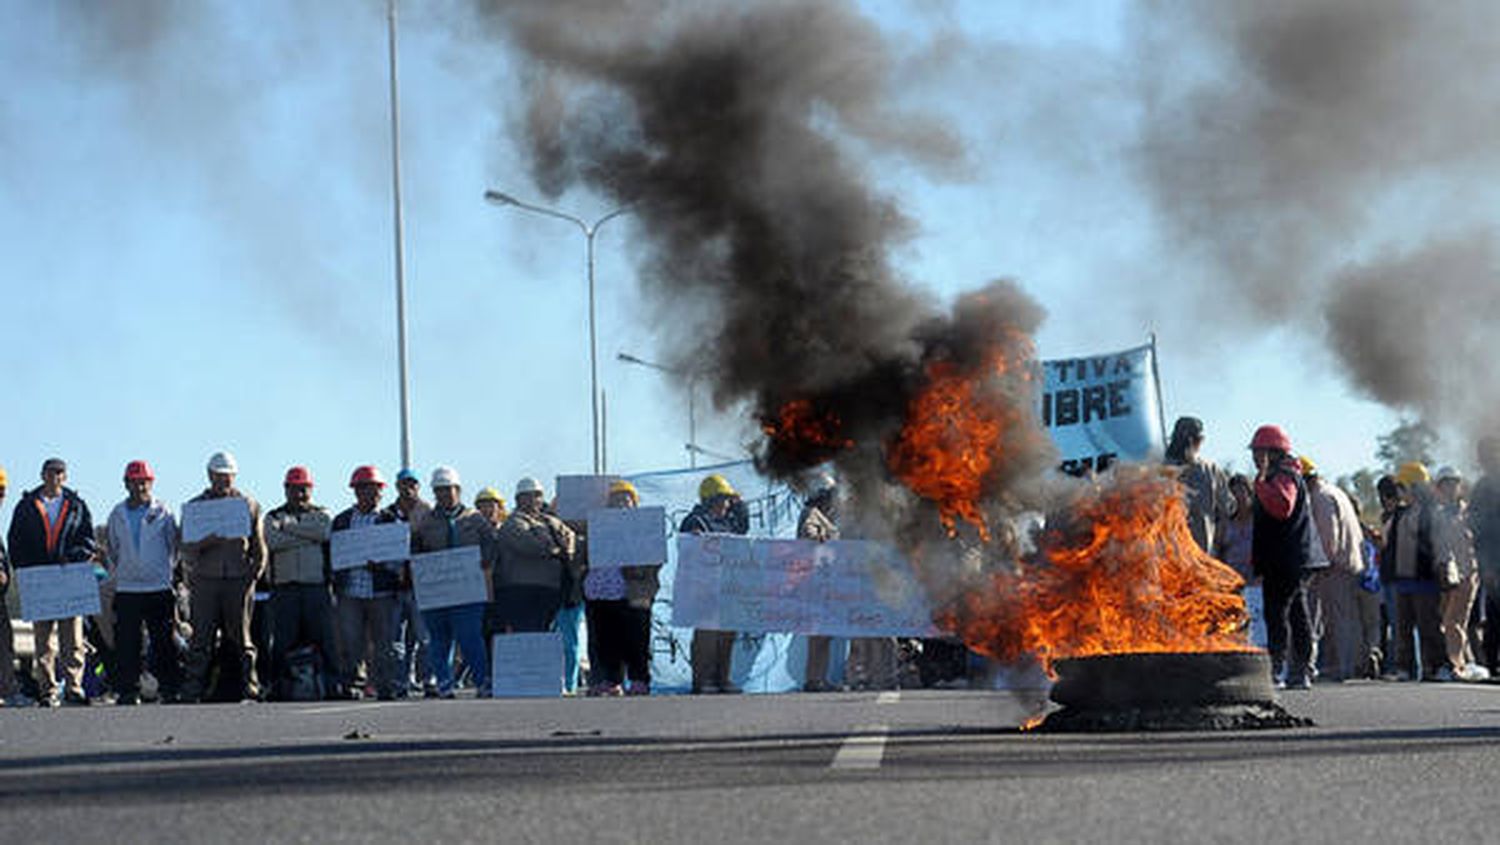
top-left (616, 351), bottom-right (700, 469)
top-left (485, 189), bottom-right (630, 474)
top-left (387, 0), bottom-right (413, 472)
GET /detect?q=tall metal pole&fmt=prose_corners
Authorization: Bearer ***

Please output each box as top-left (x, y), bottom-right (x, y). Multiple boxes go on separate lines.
top-left (388, 0), bottom-right (413, 471)
top-left (586, 228), bottom-right (601, 473)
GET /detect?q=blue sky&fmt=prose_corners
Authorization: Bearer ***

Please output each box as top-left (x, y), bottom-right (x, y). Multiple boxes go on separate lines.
top-left (0, 1), bottom-right (1411, 515)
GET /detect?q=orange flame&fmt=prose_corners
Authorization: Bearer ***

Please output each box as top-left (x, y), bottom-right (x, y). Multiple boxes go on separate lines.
top-left (763, 398), bottom-right (854, 459)
top-left (885, 343), bottom-right (1036, 541)
top-left (938, 468), bottom-right (1252, 674)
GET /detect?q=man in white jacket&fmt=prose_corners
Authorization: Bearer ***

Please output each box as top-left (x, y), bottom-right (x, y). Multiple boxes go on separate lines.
top-left (105, 460), bottom-right (181, 705)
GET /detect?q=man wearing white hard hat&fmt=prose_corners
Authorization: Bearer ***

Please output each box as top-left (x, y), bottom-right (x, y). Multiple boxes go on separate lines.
top-left (494, 477), bottom-right (576, 634)
top-left (410, 466), bottom-right (493, 698)
top-left (179, 451), bottom-right (267, 703)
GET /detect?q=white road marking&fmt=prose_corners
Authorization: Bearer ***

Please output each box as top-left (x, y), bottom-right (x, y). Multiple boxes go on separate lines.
top-left (293, 701), bottom-right (410, 715)
top-left (875, 691), bottom-right (901, 704)
top-left (830, 724), bottom-right (888, 770)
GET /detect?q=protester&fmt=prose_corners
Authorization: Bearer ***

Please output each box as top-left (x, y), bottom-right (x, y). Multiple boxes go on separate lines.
top-left (1301, 457), bottom-right (1367, 682)
top-left (800, 473), bottom-right (841, 693)
top-left (0, 467), bottom-right (27, 707)
top-left (682, 473), bottom-right (749, 694)
top-left (584, 480), bottom-right (658, 696)
top-left (262, 466), bottom-right (337, 699)
top-left (1375, 475), bottom-right (1403, 675)
top-left (1470, 437), bottom-right (1500, 675)
top-left (492, 477), bottom-right (574, 632)
top-left (104, 460), bottom-right (182, 705)
top-left (332, 466), bottom-right (403, 701)
top-left (388, 468), bottom-right (433, 696)
top-left (1165, 416), bottom-right (1235, 554)
top-left (1434, 466), bottom-right (1486, 681)
top-left (1214, 473), bottom-right (1265, 647)
top-left (411, 466), bottom-right (492, 698)
top-left (7, 458), bottom-right (98, 706)
top-left (475, 488), bottom-right (507, 528)
top-left (1381, 462), bottom-right (1449, 682)
top-left (179, 451), bottom-right (267, 703)
top-left (1248, 425), bottom-right (1327, 690)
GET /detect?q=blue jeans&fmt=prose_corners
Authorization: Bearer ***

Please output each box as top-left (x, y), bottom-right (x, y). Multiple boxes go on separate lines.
top-left (421, 603), bottom-right (489, 696)
top-left (554, 603), bottom-right (585, 693)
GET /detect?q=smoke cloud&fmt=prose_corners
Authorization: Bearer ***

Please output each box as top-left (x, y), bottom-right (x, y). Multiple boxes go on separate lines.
top-left (1133, 0), bottom-right (1500, 434)
top-left (477, 0), bottom-right (1058, 530)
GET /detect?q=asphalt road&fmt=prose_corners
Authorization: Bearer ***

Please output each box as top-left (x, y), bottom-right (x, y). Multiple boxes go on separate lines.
top-left (1, 682), bottom-right (1497, 843)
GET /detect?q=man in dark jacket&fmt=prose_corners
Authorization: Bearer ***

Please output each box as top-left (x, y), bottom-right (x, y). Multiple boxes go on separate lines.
top-left (7, 458), bottom-right (97, 706)
top-left (1471, 437), bottom-right (1500, 674)
top-left (682, 473), bottom-right (749, 695)
top-left (332, 465), bottom-right (403, 700)
top-left (1249, 426), bottom-right (1327, 690)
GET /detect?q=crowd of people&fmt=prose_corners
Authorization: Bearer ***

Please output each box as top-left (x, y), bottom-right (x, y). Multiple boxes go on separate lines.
top-left (0, 452), bottom-right (677, 706)
top-left (1167, 417), bottom-right (1500, 689)
top-left (2, 417), bottom-right (1496, 707)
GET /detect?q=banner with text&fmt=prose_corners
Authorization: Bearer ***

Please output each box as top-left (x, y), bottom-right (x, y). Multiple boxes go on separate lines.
top-left (410, 546), bottom-right (488, 611)
top-left (1038, 342), bottom-right (1163, 475)
top-left (672, 533), bottom-right (937, 637)
top-left (17, 563), bottom-right (103, 621)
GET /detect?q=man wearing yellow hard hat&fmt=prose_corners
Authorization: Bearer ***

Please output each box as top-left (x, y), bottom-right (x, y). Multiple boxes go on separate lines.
top-left (1384, 461), bottom-right (1448, 681)
top-left (680, 473), bottom-right (748, 694)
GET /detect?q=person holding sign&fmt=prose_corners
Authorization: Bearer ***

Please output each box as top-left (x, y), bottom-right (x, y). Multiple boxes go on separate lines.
top-left (583, 479), bottom-right (659, 696)
top-left (104, 460), bottom-right (182, 705)
top-left (332, 465), bottom-right (404, 700)
top-left (475, 487), bottom-right (507, 528)
top-left (494, 477), bottom-right (576, 635)
top-left (7, 457), bottom-right (97, 707)
top-left (411, 465), bottom-right (493, 698)
top-left (179, 451), bottom-right (267, 704)
top-left (800, 473), bottom-right (841, 693)
top-left (263, 466), bottom-right (337, 700)
top-left (682, 473), bottom-right (748, 695)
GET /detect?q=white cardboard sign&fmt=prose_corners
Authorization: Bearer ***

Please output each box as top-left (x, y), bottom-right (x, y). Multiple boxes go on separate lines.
top-left (409, 545), bottom-right (488, 610)
top-left (490, 632), bottom-right (565, 698)
top-left (17, 563), bottom-right (103, 621)
top-left (554, 475), bottom-right (620, 521)
top-left (585, 506), bottom-right (668, 569)
top-left (330, 522), bottom-right (411, 571)
top-left (671, 534), bottom-right (938, 637)
top-left (181, 497), bottom-right (252, 543)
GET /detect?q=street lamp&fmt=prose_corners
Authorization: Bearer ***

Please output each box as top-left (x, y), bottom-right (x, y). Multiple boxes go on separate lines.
top-left (485, 189), bottom-right (631, 474)
top-left (617, 351), bottom-right (703, 469)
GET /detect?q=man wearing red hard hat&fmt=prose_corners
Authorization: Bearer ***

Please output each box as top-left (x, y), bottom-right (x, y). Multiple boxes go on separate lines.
top-left (1249, 424), bottom-right (1329, 690)
top-left (104, 460), bottom-right (182, 705)
top-left (331, 465), bottom-right (404, 700)
top-left (263, 466), bottom-right (337, 700)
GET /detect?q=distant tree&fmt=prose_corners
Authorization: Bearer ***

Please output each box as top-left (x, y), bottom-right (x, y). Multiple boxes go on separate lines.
top-left (1375, 419), bottom-right (1439, 473)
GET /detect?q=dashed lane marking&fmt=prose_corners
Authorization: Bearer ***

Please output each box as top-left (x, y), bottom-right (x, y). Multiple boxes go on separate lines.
top-left (830, 724), bottom-right (888, 770)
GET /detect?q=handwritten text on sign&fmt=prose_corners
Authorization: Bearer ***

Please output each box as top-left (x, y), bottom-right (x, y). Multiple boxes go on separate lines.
top-left (410, 545), bottom-right (488, 610)
top-left (181, 497), bottom-right (252, 543)
top-left (585, 506), bottom-right (668, 569)
top-left (17, 563), bottom-right (103, 621)
top-left (490, 632), bottom-right (564, 698)
top-left (330, 522), bottom-right (411, 571)
top-left (671, 534), bottom-right (938, 637)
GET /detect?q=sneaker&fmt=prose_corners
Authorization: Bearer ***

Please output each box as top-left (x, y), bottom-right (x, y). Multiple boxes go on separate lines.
top-left (62, 692), bottom-right (92, 707)
top-left (1431, 667), bottom-right (1456, 683)
top-left (1285, 675), bottom-right (1313, 691)
top-left (37, 697), bottom-right (58, 708)
top-left (1458, 664), bottom-right (1491, 682)
top-left (625, 680), bottom-right (650, 697)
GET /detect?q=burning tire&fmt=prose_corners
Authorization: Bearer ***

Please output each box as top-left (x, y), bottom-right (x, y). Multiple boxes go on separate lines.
top-left (1037, 650), bottom-right (1311, 732)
